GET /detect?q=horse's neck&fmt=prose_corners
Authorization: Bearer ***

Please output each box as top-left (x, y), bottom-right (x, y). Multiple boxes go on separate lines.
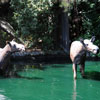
top-left (0, 44), bottom-right (12, 59)
top-left (0, 44), bottom-right (12, 69)
top-left (3, 44), bottom-right (12, 53)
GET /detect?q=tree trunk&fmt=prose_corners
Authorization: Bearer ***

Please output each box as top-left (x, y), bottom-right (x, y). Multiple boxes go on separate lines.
top-left (60, 10), bottom-right (70, 54)
top-left (0, 20), bottom-right (24, 44)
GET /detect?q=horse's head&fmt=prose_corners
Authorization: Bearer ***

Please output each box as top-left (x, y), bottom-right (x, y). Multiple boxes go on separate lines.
top-left (7, 40), bottom-right (25, 52)
top-left (83, 36), bottom-right (99, 54)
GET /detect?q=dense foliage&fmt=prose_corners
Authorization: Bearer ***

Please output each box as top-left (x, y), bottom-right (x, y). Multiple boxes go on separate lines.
top-left (0, 0), bottom-right (100, 54)
top-left (69, 1), bottom-right (100, 43)
top-left (10, 0), bottom-right (58, 50)
top-left (80, 1), bottom-right (100, 45)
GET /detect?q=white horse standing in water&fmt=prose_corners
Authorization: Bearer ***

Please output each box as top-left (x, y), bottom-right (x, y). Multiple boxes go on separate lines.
top-left (0, 40), bottom-right (25, 76)
top-left (70, 37), bottom-right (99, 79)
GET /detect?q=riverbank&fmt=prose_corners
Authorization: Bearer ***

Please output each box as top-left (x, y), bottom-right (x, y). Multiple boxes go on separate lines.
top-left (11, 49), bottom-right (70, 64)
top-left (11, 49), bottom-right (100, 64)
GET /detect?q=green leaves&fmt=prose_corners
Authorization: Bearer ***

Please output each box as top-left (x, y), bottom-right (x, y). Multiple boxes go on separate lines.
top-left (10, 0), bottom-right (57, 50)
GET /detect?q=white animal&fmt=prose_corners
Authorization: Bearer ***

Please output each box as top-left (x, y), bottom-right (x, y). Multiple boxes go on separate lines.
top-left (0, 40), bottom-right (25, 76)
top-left (70, 37), bottom-right (99, 79)
top-left (0, 40), bottom-right (25, 53)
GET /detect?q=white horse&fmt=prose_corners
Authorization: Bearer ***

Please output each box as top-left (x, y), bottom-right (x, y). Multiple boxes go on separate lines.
top-left (0, 40), bottom-right (25, 53)
top-left (70, 36), bottom-right (99, 79)
top-left (0, 40), bottom-right (25, 76)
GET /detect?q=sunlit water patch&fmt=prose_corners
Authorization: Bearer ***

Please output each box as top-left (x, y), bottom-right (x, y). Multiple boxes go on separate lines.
top-left (0, 61), bottom-right (100, 100)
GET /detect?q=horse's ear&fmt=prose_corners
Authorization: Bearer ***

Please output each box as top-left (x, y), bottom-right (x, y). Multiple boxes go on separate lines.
top-left (6, 41), bottom-right (10, 44)
top-left (6, 41), bottom-right (11, 46)
top-left (79, 38), bottom-right (86, 47)
top-left (12, 38), bottom-right (16, 41)
top-left (80, 38), bottom-right (84, 43)
top-left (90, 36), bottom-right (95, 42)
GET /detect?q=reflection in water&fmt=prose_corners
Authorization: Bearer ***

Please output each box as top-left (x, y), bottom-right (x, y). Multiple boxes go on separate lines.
top-left (72, 79), bottom-right (77, 100)
top-left (72, 80), bottom-right (83, 100)
top-left (0, 94), bottom-right (8, 100)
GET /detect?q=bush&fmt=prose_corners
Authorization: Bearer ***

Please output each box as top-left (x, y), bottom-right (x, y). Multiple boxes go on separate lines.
top-left (10, 0), bottom-right (58, 49)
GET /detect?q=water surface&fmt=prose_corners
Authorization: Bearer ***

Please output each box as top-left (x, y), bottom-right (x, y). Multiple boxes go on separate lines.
top-left (0, 61), bottom-right (100, 100)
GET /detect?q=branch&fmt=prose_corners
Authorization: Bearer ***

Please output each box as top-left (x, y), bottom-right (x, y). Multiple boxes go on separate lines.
top-left (0, 20), bottom-right (24, 44)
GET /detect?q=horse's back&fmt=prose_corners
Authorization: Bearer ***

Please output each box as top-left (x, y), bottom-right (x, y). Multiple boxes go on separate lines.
top-left (70, 41), bottom-right (83, 62)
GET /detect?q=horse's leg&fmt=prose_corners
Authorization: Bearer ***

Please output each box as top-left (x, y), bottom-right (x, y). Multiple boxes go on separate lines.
top-left (73, 63), bottom-right (77, 79)
top-left (80, 63), bottom-right (85, 78)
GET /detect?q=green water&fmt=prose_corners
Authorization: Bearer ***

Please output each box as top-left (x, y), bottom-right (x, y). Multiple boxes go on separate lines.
top-left (0, 61), bottom-right (100, 100)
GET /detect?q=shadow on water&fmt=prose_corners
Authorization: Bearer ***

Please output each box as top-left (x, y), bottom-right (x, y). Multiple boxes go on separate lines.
top-left (51, 64), bottom-right (67, 68)
top-left (84, 71), bottom-right (100, 81)
top-left (15, 73), bottom-right (44, 80)
top-left (0, 73), bottom-right (44, 80)
top-left (0, 64), bottom-right (44, 80)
